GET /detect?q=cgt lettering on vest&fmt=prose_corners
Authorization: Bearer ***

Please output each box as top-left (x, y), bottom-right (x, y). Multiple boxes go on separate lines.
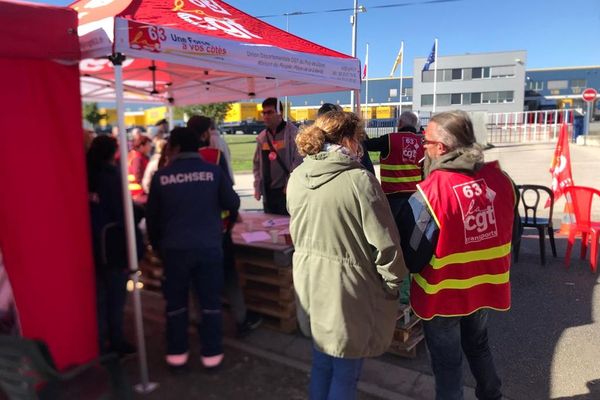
top-left (160, 171), bottom-right (214, 185)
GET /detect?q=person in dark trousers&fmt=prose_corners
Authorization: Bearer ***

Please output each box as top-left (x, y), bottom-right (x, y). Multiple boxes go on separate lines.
top-left (188, 115), bottom-right (262, 337)
top-left (365, 111), bottom-right (424, 219)
top-left (397, 111), bottom-right (521, 400)
top-left (87, 135), bottom-right (142, 356)
top-left (146, 127), bottom-right (240, 370)
top-left (317, 103), bottom-right (375, 174)
top-left (252, 97), bottom-right (302, 215)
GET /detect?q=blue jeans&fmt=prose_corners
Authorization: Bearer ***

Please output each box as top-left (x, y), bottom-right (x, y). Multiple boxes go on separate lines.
top-left (309, 346), bottom-right (364, 400)
top-left (162, 247), bottom-right (224, 357)
top-left (423, 309), bottom-right (502, 400)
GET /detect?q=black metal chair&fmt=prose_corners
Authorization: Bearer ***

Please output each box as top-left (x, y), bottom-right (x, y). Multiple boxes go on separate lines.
top-left (0, 335), bottom-right (131, 400)
top-left (513, 184), bottom-right (557, 265)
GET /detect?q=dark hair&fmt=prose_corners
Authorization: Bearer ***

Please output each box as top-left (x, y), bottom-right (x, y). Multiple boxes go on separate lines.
top-left (155, 119), bottom-right (168, 127)
top-left (87, 135), bottom-right (118, 190)
top-left (317, 103), bottom-right (342, 116)
top-left (168, 127), bottom-right (200, 152)
top-left (262, 97), bottom-right (283, 113)
top-left (187, 115), bottom-right (213, 147)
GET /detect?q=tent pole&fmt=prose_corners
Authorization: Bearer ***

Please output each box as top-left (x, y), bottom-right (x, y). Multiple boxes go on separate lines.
top-left (110, 53), bottom-right (158, 394)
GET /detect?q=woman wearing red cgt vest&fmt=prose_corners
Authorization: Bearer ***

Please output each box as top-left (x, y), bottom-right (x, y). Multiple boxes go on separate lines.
top-left (397, 111), bottom-right (520, 400)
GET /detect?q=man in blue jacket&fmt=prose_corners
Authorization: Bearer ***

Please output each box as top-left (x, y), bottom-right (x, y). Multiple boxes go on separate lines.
top-left (146, 127), bottom-right (240, 371)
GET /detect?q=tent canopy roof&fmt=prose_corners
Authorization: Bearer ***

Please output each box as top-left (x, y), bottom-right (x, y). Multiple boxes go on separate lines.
top-left (0, 0), bottom-right (80, 60)
top-left (73, 0), bottom-right (360, 105)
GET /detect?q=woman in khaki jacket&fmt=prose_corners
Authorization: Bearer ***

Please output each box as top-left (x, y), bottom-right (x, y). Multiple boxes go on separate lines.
top-left (287, 111), bottom-right (408, 400)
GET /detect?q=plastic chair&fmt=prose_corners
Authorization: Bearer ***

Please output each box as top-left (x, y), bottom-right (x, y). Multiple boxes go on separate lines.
top-left (513, 185), bottom-right (557, 265)
top-left (563, 186), bottom-right (600, 272)
top-left (0, 335), bottom-right (130, 399)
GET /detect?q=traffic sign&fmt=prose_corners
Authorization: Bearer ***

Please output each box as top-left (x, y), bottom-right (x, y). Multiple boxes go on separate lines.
top-left (582, 88), bottom-right (597, 102)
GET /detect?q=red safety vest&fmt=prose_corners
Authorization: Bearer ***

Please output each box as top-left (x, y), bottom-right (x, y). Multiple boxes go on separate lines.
top-left (410, 161), bottom-right (515, 320)
top-left (380, 132), bottom-right (424, 194)
top-left (199, 147), bottom-right (231, 231)
top-left (127, 151), bottom-right (145, 198)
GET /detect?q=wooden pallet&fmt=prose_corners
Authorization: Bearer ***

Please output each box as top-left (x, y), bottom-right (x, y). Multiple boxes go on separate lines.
top-left (236, 257), bottom-right (293, 288)
top-left (235, 255), bottom-right (297, 333)
top-left (388, 304), bottom-right (425, 358)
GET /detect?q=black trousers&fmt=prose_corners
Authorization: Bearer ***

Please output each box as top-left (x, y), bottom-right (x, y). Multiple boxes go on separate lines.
top-left (263, 187), bottom-right (288, 215)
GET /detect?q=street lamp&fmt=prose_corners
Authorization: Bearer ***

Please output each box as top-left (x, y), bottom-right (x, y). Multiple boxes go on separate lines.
top-left (349, 2), bottom-right (366, 112)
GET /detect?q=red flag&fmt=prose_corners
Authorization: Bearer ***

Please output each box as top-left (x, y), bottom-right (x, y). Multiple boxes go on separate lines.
top-left (547, 123), bottom-right (574, 206)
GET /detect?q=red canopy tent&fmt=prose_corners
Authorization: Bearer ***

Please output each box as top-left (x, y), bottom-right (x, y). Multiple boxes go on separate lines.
top-left (0, 0), bottom-right (97, 370)
top-left (74, 0), bottom-right (361, 104)
top-left (71, 0), bottom-right (361, 391)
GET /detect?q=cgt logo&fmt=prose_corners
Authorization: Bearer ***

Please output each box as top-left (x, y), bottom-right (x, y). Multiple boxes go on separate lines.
top-left (453, 179), bottom-right (498, 244)
top-left (401, 137), bottom-right (419, 163)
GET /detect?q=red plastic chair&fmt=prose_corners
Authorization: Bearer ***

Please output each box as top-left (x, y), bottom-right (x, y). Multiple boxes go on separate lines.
top-left (563, 186), bottom-right (600, 272)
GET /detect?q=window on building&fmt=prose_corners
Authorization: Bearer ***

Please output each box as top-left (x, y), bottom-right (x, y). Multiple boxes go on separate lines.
top-left (482, 92), bottom-right (493, 103)
top-left (471, 67), bottom-right (491, 79)
top-left (471, 92), bottom-right (481, 104)
top-left (451, 93), bottom-right (462, 105)
top-left (422, 70), bottom-right (435, 82)
top-left (404, 88), bottom-right (413, 97)
top-left (571, 79), bottom-right (586, 88)
top-left (527, 80), bottom-right (544, 91)
top-left (421, 94), bottom-right (433, 106)
top-left (490, 65), bottom-right (515, 78)
top-left (452, 68), bottom-right (463, 80)
top-left (550, 89), bottom-right (561, 95)
top-left (570, 79), bottom-right (586, 94)
top-left (463, 93), bottom-right (472, 105)
top-left (498, 91), bottom-right (514, 103)
top-left (547, 80), bottom-right (568, 90)
top-left (463, 68), bottom-right (472, 80)
top-left (389, 88), bottom-right (398, 97)
top-left (437, 94), bottom-right (451, 106)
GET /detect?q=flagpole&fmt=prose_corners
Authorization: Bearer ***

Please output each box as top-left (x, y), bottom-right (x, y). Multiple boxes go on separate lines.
top-left (365, 43), bottom-right (369, 120)
top-left (399, 41), bottom-right (404, 118)
top-left (432, 38), bottom-right (438, 114)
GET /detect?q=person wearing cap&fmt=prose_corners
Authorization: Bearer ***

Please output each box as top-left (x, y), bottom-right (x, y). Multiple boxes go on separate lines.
top-left (397, 111), bottom-right (520, 400)
top-left (365, 111), bottom-right (424, 219)
top-left (287, 110), bottom-right (407, 400)
top-left (252, 97), bottom-right (302, 215)
top-left (146, 127), bottom-right (240, 371)
top-left (317, 103), bottom-right (375, 175)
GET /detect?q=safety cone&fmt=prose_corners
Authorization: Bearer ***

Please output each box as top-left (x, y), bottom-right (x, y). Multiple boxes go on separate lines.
top-left (559, 194), bottom-right (576, 235)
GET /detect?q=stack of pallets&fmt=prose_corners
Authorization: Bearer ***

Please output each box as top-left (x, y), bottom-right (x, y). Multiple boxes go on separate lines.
top-left (388, 303), bottom-right (424, 358)
top-left (236, 254), bottom-right (297, 333)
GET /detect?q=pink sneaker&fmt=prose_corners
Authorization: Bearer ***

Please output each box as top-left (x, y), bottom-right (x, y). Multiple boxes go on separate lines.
top-left (201, 353), bottom-right (224, 368)
top-left (166, 352), bottom-right (189, 366)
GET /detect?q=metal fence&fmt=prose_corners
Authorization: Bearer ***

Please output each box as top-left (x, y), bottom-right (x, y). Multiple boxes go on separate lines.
top-left (486, 109), bottom-right (575, 144)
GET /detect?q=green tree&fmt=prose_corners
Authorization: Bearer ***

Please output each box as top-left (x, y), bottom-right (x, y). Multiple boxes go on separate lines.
top-left (82, 102), bottom-right (106, 128)
top-left (176, 102), bottom-right (232, 124)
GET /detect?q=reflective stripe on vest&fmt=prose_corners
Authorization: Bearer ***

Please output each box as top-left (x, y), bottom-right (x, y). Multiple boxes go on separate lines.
top-left (410, 161), bottom-right (515, 320)
top-left (128, 174), bottom-right (144, 196)
top-left (380, 132), bottom-right (423, 194)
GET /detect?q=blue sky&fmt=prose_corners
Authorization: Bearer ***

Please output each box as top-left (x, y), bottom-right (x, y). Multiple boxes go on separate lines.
top-left (35, 0), bottom-right (600, 77)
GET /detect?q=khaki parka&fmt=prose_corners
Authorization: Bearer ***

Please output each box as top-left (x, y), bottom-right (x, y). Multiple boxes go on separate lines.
top-left (287, 151), bottom-right (408, 358)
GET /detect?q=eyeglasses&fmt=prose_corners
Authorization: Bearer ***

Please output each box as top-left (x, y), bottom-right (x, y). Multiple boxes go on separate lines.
top-left (421, 137), bottom-right (445, 147)
top-left (261, 110), bottom-right (276, 116)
